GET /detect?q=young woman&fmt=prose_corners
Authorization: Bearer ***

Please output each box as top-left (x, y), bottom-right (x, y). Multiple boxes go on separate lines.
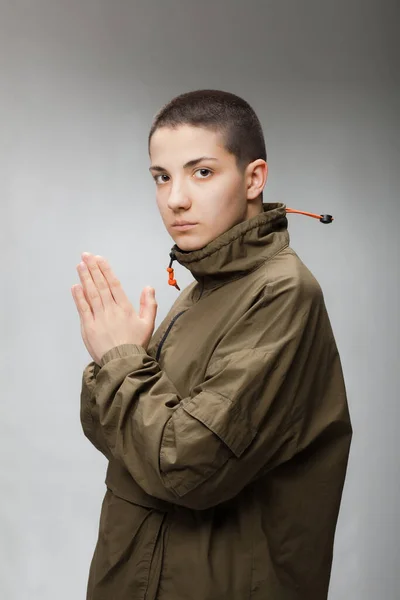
top-left (73, 89), bottom-right (352, 600)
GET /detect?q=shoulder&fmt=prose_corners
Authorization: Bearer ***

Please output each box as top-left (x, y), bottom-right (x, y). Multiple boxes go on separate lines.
top-left (261, 246), bottom-right (324, 308)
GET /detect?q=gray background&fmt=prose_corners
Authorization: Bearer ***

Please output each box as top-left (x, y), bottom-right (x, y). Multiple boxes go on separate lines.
top-left (1, 0), bottom-right (399, 598)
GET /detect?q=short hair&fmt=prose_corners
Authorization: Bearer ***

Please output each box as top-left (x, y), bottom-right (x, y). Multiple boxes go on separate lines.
top-left (148, 89), bottom-right (267, 171)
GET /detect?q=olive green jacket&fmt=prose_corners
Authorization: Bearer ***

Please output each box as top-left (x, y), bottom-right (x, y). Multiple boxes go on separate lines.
top-left (80, 202), bottom-right (352, 599)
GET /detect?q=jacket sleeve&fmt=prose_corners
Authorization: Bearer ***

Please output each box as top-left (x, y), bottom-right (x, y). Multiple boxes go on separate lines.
top-left (80, 361), bottom-right (114, 460)
top-left (80, 274), bottom-right (343, 510)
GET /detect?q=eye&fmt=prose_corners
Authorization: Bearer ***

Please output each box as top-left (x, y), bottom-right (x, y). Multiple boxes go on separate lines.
top-left (154, 174), bottom-right (170, 185)
top-left (194, 168), bottom-right (212, 179)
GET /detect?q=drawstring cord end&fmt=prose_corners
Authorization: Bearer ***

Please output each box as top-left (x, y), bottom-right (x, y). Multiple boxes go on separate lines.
top-left (167, 266), bottom-right (180, 290)
top-left (167, 252), bottom-right (180, 291)
top-left (286, 208), bottom-right (334, 223)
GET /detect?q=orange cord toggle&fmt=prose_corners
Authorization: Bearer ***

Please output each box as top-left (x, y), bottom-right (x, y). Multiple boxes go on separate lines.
top-left (167, 266), bottom-right (180, 291)
top-left (286, 208), bottom-right (334, 223)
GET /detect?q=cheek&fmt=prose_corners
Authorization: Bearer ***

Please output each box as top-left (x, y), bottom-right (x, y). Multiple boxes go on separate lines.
top-left (200, 195), bottom-right (234, 228)
top-left (155, 192), bottom-right (169, 224)
top-left (155, 187), bottom-right (167, 208)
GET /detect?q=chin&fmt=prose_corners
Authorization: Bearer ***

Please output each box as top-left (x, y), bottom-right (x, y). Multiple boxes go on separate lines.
top-left (172, 235), bottom-right (208, 252)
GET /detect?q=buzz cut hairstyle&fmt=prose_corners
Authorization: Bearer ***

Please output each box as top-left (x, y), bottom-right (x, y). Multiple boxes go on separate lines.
top-left (148, 89), bottom-right (267, 173)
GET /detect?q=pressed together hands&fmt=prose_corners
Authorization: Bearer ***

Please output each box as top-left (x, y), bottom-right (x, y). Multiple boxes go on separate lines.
top-left (71, 253), bottom-right (158, 365)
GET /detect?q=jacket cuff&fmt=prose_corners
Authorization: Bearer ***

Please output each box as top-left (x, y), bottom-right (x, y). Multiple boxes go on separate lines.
top-left (100, 344), bottom-right (148, 367)
top-left (85, 360), bottom-right (102, 380)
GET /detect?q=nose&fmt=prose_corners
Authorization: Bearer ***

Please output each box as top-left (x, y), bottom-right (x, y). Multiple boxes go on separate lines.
top-left (167, 180), bottom-right (191, 211)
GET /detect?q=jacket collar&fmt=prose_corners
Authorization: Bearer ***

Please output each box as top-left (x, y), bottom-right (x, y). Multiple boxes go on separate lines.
top-left (169, 202), bottom-right (289, 291)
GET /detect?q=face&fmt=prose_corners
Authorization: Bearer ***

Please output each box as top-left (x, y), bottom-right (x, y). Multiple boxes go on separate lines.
top-left (149, 125), bottom-right (268, 251)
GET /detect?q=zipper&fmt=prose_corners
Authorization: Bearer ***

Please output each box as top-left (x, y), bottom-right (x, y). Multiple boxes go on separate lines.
top-left (157, 247), bottom-right (205, 362)
top-left (155, 309), bottom-right (188, 362)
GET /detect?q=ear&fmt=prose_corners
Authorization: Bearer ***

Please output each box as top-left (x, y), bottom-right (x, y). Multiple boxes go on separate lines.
top-left (245, 160), bottom-right (268, 200)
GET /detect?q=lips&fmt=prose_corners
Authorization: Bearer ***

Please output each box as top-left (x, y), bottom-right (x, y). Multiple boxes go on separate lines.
top-left (172, 223), bottom-right (197, 230)
top-left (172, 221), bottom-right (196, 226)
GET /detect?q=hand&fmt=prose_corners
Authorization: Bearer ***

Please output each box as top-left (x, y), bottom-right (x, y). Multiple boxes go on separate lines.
top-left (71, 252), bottom-right (157, 365)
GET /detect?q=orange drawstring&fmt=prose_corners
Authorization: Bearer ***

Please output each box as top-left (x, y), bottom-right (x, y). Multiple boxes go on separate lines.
top-left (167, 265), bottom-right (180, 291)
top-left (286, 208), bottom-right (334, 223)
top-left (166, 208), bottom-right (333, 289)
top-left (167, 251), bottom-right (181, 290)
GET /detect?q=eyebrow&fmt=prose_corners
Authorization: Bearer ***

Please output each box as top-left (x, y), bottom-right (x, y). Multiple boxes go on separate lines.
top-left (149, 156), bottom-right (219, 173)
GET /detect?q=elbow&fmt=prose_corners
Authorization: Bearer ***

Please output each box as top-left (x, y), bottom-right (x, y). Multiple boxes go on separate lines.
top-left (176, 494), bottom-right (225, 511)
top-left (159, 464), bottom-right (237, 511)
top-left (164, 483), bottom-right (238, 511)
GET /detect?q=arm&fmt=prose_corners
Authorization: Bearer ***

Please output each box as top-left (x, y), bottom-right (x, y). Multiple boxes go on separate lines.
top-left (80, 361), bottom-right (115, 459)
top-left (80, 274), bottom-right (339, 510)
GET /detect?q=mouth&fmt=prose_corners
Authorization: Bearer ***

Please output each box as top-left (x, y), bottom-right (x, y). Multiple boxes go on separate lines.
top-left (172, 223), bottom-right (198, 231)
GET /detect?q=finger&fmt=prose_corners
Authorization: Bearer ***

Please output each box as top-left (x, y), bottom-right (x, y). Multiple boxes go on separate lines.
top-left (74, 273), bottom-right (92, 312)
top-left (77, 261), bottom-right (103, 315)
top-left (95, 256), bottom-right (132, 309)
top-left (139, 287), bottom-right (157, 323)
top-left (82, 253), bottom-right (114, 308)
top-left (71, 284), bottom-right (93, 321)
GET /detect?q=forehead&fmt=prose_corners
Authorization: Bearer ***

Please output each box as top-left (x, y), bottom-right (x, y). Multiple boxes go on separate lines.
top-left (149, 125), bottom-right (230, 162)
